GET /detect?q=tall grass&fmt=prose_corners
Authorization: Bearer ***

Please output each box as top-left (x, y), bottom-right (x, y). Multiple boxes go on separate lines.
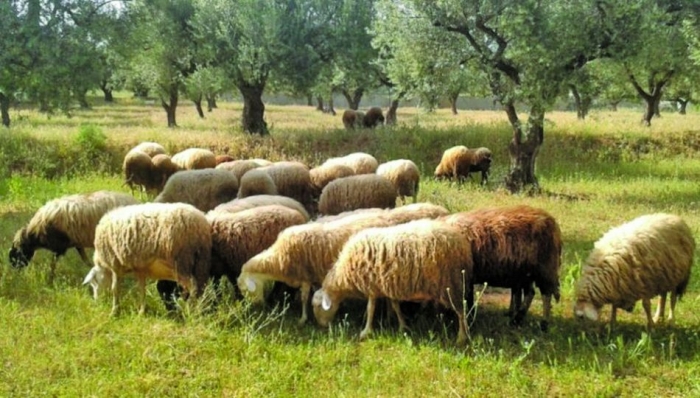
top-left (1, 97), bottom-right (700, 395)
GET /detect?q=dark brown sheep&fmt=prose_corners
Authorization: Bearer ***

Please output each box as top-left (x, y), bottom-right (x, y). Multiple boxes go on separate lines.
top-left (441, 205), bottom-right (562, 331)
top-left (342, 110), bottom-right (365, 130)
top-left (363, 107), bottom-right (385, 128)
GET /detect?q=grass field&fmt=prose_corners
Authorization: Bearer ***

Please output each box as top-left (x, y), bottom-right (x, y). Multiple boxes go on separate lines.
top-left (2, 96), bottom-right (700, 396)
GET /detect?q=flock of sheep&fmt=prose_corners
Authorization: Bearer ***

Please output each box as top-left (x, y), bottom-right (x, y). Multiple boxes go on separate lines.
top-left (7, 140), bottom-right (697, 345)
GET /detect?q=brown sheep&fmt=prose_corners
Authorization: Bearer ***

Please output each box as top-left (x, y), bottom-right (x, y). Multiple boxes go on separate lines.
top-left (434, 146), bottom-right (493, 185)
top-left (123, 150), bottom-right (154, 195)
top-left (363, 107), bottom-right (385, 128)
top-left (215, 155), bottom-right (235, 165)
top-left (342, 110), bottom-right (366, 130)
top-left (151, 154), bottom-right (180, 193)
top-left (441, 205), bottom-right (562, 331)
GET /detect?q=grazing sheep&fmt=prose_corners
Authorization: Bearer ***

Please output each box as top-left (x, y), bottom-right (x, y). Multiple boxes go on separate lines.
top-left (171, 148), bottom-right (217, 170)
top-left (376, 159), bottom-right (421, 204)
top-left (237, 169), bottom-right (278, 198)
top-left (123, 150), bottom-right (154, 195)
top-left (9, 191), bottom-right (140, 281)
top-left (362, 107), bottom-right (385, 128)
top-left (83, 203), bottom-right (211, 316)
top-left (574, 213), bottom-right (695, 329)
top-left (155, 169), bottom-right (239, 212)
top-left (210, 195), bottom-right (310, 221)
top-left (258, 162), bottom-right (313, 211)
top-left (342, 109), bottom-right (366, 130)
top-left (318, 174), bottom-right (397, 216)
top-left (323, 152), bottom-right (378, 175)
top-left (434, 146), bottom-right (493, 185)
top-left (130, 142), bottom-right (166, 158)
top-left (384, 202), bottom-right (449, 224)
top-left (151, 154), bottom-right (180, 193)
top-left (441, 205), bottom-right (562, 330)
top-left (466, 147), bottom-right (493, 185)
top-left (216, 159), bottom-right (272, 182)
top-left (215, 155), bottom-right (235, 165)
top-left (312, 219), bottom-right (473, 344)
top-left (309, 164), bottom-right (355, 200)
top-left (238, 204), bottom-right (449, 324)
top-left (208, 205), bottom-right (308, 293)
top-left (313, 208), bottom-right (387, 223)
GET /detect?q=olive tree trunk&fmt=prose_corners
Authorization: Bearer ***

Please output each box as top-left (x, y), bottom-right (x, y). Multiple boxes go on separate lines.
top-left (0, 92), bottom-right (10, 127)
top-left (449, 92), bottom-right (459, 115)
top-left (627, 69), bottom-right (673, 127)
top-left (238, 82), bottom-right (268, 135)
top-left (206, 94), bottom-right (217, 112)
top-left (160, 85), bottom-right (179, 128)
top-left (570, 85), bottom-right (591, 120)
top-left (341, 88), bottom-right (364, 110)
top-left (193, 94), bottom-right (205, 119)
top-left (678, 99), bottom-right (689, 115)
top-left (503, 102), bottom-right (543, 193)
top-left (385, 91), bottom-right (405, 126)
top-left (316, 96), bottom-right (324, 111)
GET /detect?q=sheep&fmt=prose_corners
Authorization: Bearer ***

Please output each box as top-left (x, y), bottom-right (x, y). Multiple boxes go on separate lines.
top-left (574, 213), bottom-right (695, 329)
top-left (82, 202), bottom-right (211, 316)
top-left (342, 109), bottom-right (365, 130)
top-left (151, 154), bottom-right (179, 193)
top-left (434, 146), bottom-right (493, 185)
top-left (215, 155), bottom-right (234, 165)
top-left (312, 219), bottom-right (473, 344)
top-left (383, 202), bottom-right (449, 224)
top-left (130, 142), bottom-right (166, 158)
top-left (257, 162), bottom-right (313, 211)
top-left (317, 174), bottom-right (397, 216)
top-left (237, 204), bottom-right (449, 324)
top-left (208, 205), bottom-right (308, 293)
top-left (171, 148), bottom-right (217, 170)
top-left (8, 191), bottom-right (140, 281)
top-left (237, 168), bottom-right (278, 198)
top-left (322, 152), bottom-right (378, 175)
top-left (362, 107), bottom-right (385, 128)
top-left (309, 163), bottom-right (355, 200)
top-left (123, 150), bottom-right (154, 195)
top-left (441, 205), bottom-right (562, 330)
top-left (154, 169), bottom-right (239, 212)
top-left (210, 195), bottom-right (310, 221)
top-left (216, 159), bottom-right (271, 182)
top-left (376, 159), bottom-right (421, 204)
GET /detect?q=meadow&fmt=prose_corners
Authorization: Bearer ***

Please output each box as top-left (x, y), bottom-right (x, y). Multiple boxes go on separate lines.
top-left (1, 95), bottom-right (700, 396)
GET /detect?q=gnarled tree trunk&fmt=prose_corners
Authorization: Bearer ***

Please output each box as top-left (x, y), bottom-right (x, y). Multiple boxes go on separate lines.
top-left (206, 94), bottom-right (217, 112)
top-left (316, 96), bottom-right (324, 111)
top-left (341, 88), bottom-right (364, 110)
top-left (503, 102), bottom-right (543, 193)
top-left (678, 99), bottom-right (689, 115)
top-left (449, 92), bottom-right (459, 115)
top-left (238, 81), bottom-right (268, 135)
top-left (609, 100), bottom-right (620, 112)
top-left (570, 85), bottom-right (591, 120)
top-left (100, 81), bottom-right (114, 102)
top-left (160, 85), bottom-right (179, 128)
top-left (627, 69), bottom-right (673, 127)
top-left (0, 92), bottom-right (10, 127)
top-left (193, 94), bottom-right (204, 119)
top-left (326, 93), bottom-right (336, 115)
top-left (385, 92), bottom-right (405, 126)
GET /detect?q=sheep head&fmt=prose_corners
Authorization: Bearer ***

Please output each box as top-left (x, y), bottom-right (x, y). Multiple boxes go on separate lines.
top-left (573, 300), bottom-right (599, 322)
top-left (83, 266), bottom-right (112, 301)
top-left (312, 289), bottom-right (340, 327)
top-left (9, 228), bottom-right (35, 268)
top-left (237, 272), bottom-right (269, 304)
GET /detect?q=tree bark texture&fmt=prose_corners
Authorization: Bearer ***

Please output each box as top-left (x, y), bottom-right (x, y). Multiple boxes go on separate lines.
top-left (194, 95), bottom-right (204, 119)
top-left (239, 83), bottom-right (268, 135)
top-left (100, 81), bottom-right (114, 102)
top-left (385, 92), bottom-right (405, 126)
top-left (206, 94), bottom-right (217, 112)
top-left (316, 96), bottom-right (324, 111)
top-left (627, 68), bottom-right (673, 126)
top-left (342, 88), bottom-right (364, 110)
top-left (503, 102), bottom-right (543, 194)
top-left (678, 99), bottom-right (689, 115)
top-left (326, 93), bottom-right (336, 115)
top-left (569, 85), bottom-right (591, 120)
top-left (0, 93), bottom-right (10, 127)
top-left (160, 86), bottom-right (179, 128)
top-left (449, 93), bottom-right (459, 115)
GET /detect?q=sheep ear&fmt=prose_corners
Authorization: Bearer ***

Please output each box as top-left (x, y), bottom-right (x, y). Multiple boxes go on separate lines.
top-left (321, 292), bottom-right (332, 311)
top-left (245, 277), bottom-right (256, 293)
top-left (83, 268), bottom-right (96, 285)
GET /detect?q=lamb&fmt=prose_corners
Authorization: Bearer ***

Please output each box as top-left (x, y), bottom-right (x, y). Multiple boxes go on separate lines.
top-left (362, 107), bottom-right (385, 128)
top-left (309, 163), bottom-right (355, 199)
top-left (237, 204), bottom-right (449, 324)
top-left (151, 154), bottom-right (180, 193)
top-left (441, 205), bottom-right (562, 330)
top-left (312, 219), bottom-right (473, 344)
top-left (574, 213), bottom-right (695, 329)
top-left (434, 146), bottom-right (493, 185)
top-left (317, 174), bottom-right (397, 216)
top-left (376, 159), bottom-right (421, 204)
top-left (130, 142), bottom-right (166, 158)
top-left (82, 203), bottom-right (211, 316)
top-left (171, 148), bottom-right (217, 170)
top-left (123, 150), bottom-right (155, 195)
top-left (208, 205), bottom-right (308, 293)
top-left (342, 109), bottom-right (366, 130)
top-left (322, 152), bottom-right (378, 175)
top-left (237, 168), bottom-right (278, 198)
top-left (154, 169), bottom-right (239, 212)
top-left (210, 195), bottom-right (310, 221)
top-left (8, 191), bottom-right (140, 281)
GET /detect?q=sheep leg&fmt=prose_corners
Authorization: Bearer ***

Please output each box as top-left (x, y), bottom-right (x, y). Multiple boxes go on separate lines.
top-left (390, 300), bottom-right (409, 333)
top-left (668, 291), bottom-right (678, 326)
top-left (513, 284), bottom-right (535, 326)
top-left (110, 271), bottom-right (120, 317)
top-left (642, 298), bottom-right (653, 330)
top-left (298, 283), bottom-right (311, 325)
top-left (360, 298), bottom-right (376, 340)
top-left (48, 255), bottom-right (59, 285)
top-left (653, 293), bottom-right (667, 324)
top-left (138, 275), bottom-right (147, 316)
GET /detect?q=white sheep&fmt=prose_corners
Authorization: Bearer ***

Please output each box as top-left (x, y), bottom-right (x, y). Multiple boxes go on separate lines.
top-left (210, 195), bottom-right (310, 221)
top-left (312, 219), bottom-right (473, 344)
top-left (574, 213), bottom-right (695, 329)
top-left (309, 163), bottom-right (355, 199)
top-left (9, 191), bottom-right (140, 281)
top-left (376, 159), bottom-right (421, 204)
top-left (237, 168), bottom-right (278, 198)
top-left (130, 142), bottom-right (166, 158)
top-left (83, 202), bottom-right (212, 315)
top-left (317, 174), bottom-right (397, 216)
top-left (322, 152), bottom-right (378, 175)
top-left (216, 159), bottom-right (270, 182)
top-left (171, 148), bottom-right (217, 170)
top-left (258, 162), bottom-right (313, 210)
top-left (154, 169), bottom-right (239, 212)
